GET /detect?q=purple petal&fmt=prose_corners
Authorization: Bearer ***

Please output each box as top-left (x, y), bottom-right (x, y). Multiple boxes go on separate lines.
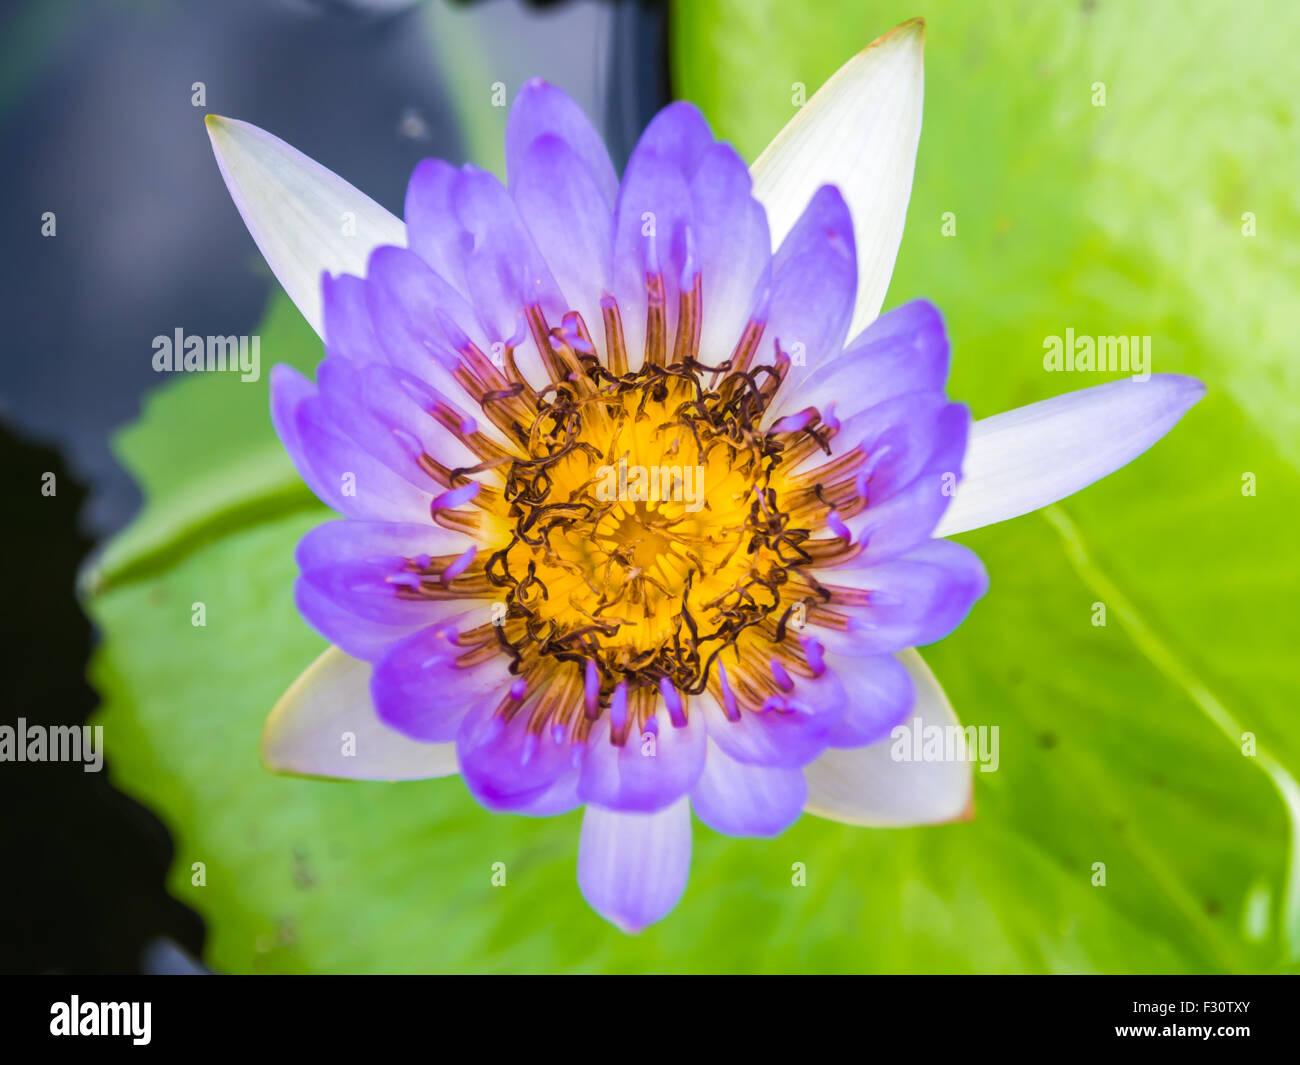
top-left (689, 743), bottom-right (806, 837)
top-left (293, 521), bottom-right (477, 660)
top-left (780, 299), bottom-right (949, 424)
top-left (700, 665), bottom-right (846, 769)
top-left (371, 620), bottom-right (509, 743)
top-left (689, 143), bottom-right (771, 365)
top-left (457, 690), bottom-right (581, 814)
top-left (293, 395), bottom-right (433, 521)
top-left (322, 272), bottom-right (383, 366)
top-left (611, 147), bottom-right (694, 368)
top-left (509, 770), bottom-right (584, 817)
top-left (842, 403), bottom-right (970, 560)
top-left (316, 357), bottom-right (435, 491)
top-left (450, 165), bottom-right (567, 382)
top-left (578, 701), bottom-right (707, 813)
top-left (403, 157), bottom-right (473, 295)
top-left (825, 391), bottom-right (961, 498)
top-left (363, 245), bottom-right (492, 394)
top-left (627, 100), bottom-right (715, 180)
top-left (505, 79), bottom-right (618, 208)
top-left (356, 361), bottom-right (499, 468)
top-left (293, 579), bottom-right (428, 662)
top-left (936, 375), bottom-right (1207, 537)
top-left (762, 185), bottom-right (856, 379)
top-left (814, 539), bottom-right (988, 656)
top-left (270, 364), bottom-right (342, 510)
top-left (511, 133), bottom-right (614, 353)
top-left (577, 798), bottom-right (691, 933)
top-left (295, 518), bottom-right (468, 573)
top-left (818, 652), bottom-right (915, 748)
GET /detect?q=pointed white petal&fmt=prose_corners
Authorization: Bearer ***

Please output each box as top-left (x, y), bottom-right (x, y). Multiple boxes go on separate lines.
top-left (936, 375), bottom-right (1206, 538)
top-left (750, 18), bottom-right (924, 335)
top-left (206, 115), bottom-right (405, 337)
top-left (804, 649), bottom-right (973, 826)
top-left (262, 646), bottom-right (458, 781)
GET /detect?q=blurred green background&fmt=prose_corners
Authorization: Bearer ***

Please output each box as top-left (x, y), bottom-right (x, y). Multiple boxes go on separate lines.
top-left (78, 0), bottom-right (1300, 972)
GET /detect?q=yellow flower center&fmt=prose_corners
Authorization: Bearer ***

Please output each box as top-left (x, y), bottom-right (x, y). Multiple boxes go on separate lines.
top-left (487, 362), bottom-right (805, 703)
top-left (402, 298), bottom-right (865, 740)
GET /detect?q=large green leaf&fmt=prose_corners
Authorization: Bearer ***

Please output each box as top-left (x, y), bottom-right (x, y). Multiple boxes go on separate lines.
top-left (86, 0), bottom-right (1300, 972)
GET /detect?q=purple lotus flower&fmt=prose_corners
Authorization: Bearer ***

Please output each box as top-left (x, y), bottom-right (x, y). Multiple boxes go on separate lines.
top-left (207, 20), bottom-right (1203, 932)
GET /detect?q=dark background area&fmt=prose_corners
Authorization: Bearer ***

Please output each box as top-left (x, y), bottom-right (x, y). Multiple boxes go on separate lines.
top-left (0, 0), bottom-right (668, 974)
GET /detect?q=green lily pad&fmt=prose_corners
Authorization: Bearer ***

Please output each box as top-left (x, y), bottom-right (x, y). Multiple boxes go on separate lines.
top-left (86, 0), bottom-right (1300, 971)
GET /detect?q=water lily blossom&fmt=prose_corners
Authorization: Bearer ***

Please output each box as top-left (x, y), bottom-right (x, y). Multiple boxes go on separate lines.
top-left (210, 18), bottom-right (1204, 932)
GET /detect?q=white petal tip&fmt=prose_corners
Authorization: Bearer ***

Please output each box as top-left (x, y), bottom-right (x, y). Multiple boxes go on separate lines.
top-left (204, 114), bottom-right (259, 153)
top-left (936, 374), bottom-right (1207, 538)
top-left (262, 646), bottom-right (459, 781)
top-left (751, 16), bottom-right (927, 335)
top-left (205, 115), bottom-right (405, 338)
top-left (949, 790), bottom-right (976, 824)
top-left (878, 16), bottom-right (925, 46)
top-left (1168, 374), bottom-right (1208, 405)
top-left (803, 650), bottom-right (975, 826)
